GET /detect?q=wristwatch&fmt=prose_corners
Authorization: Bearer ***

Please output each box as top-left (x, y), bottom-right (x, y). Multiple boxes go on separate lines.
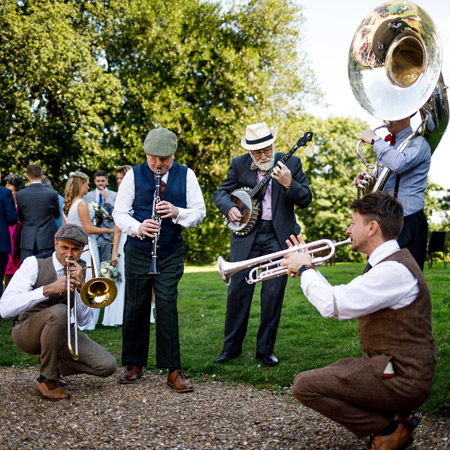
top-left (371, 136), bottom-right (382, 145)
top-left (298, 265), bottom-right (312, 275)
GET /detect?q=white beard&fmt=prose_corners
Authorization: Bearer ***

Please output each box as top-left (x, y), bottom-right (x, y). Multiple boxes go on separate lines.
top-left (250, 155), bottom-right (274, 172)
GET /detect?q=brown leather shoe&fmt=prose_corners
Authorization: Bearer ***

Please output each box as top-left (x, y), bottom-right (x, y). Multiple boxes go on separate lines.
top-left (369, 422), bottom-right (413, 450)
top-left (167, 370), bottom-right (194, 393)
top-left (119, 365), bottom-right (143, 384)
top-left (35, 379), bottom-right (70, 402)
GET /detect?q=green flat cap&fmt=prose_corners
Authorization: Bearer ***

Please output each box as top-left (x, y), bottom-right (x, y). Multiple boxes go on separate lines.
top-left (143, 128), bottom-right (177, 157)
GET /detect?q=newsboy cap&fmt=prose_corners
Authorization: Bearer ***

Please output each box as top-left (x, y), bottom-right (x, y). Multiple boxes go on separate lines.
top-left (55, 224), bottom-right (88, 247)
top-left (143, 128), bottom-right (177, 157)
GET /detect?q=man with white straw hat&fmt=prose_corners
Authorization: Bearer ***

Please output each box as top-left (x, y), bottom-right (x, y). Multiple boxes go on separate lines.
top-left (213, 122), bottom-right (312, 366)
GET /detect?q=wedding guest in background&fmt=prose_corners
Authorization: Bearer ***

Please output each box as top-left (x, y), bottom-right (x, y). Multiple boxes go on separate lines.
top-left (16, 165), bottom-right (60, 262)
top-left (62, 171), bottom-right (112, 331)
top-left (84, 170), bottom-right (116, 264)
top-left (102, 165), bottom-right (132, 327)
top-left (1, 172), bottom-right (18, 300)
top-left (3, 173), bottom-right (23, 288)
top-left (42, 177), bottom-right (64, 229)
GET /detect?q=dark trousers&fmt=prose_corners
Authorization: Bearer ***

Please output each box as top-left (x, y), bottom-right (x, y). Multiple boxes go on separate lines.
top-left (122, 242), bottom-right (185, 369)
top-left (222, 220), bottom-right (287, 355)
top-left (20, 246), bottom-right (54, 263)
top-left (0, 252), bottom-right (8, 297)
top-left (398, 210), bottom-right (428, 271)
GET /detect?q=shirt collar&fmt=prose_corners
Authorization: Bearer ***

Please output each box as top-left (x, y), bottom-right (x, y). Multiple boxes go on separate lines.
top-left (52, 252), bottom-right (65, 273)
top-left (368, 240), bottom-right (400, 267)
top-left (394, 126), bottom-right (412, 143)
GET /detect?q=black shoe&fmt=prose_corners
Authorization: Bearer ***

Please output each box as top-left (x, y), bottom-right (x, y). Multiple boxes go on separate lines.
top-left (214, 349), bottom-right (242, 364)
top-left (256, 352), bottom-right (278, 366)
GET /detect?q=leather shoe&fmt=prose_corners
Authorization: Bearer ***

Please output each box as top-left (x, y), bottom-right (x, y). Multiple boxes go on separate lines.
top-left (214, 349), bottom-right (242, 364)
top-left (119, 365), bottom-right (143, 384)
top-left (167, 370), bottom-right (194, 393)
top-left (369, 422), bottom-right (412, 450)
top-left (256, 352), bottom-right (278, 366)
top-left (56, 376), bottom-right (67, 387)
top-left (35, 379), bottom-right (70, 401)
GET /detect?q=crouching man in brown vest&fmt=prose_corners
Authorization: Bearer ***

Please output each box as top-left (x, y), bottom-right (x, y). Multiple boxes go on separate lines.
top-left (281, 192), bottom-right (436, 450)
top-left (0, 224), bottom-right (118, 401)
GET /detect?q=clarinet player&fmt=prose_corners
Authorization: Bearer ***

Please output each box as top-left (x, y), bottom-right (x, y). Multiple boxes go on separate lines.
top-left (113, 128), bottom-right (206, 392)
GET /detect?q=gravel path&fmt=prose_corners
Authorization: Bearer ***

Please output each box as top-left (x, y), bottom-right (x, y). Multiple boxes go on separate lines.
top-left (0, 367), bottom-right (449, 449)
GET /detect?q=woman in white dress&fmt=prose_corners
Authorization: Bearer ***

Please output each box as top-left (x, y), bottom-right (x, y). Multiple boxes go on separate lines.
top-left (102, 165), bottom-right (152, 326)
top-left (62, 171), bottom-right (112, 330)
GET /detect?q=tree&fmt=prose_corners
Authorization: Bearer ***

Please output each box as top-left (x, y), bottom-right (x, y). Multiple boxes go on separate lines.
top-left (0, 0), bottom-right (124, 185)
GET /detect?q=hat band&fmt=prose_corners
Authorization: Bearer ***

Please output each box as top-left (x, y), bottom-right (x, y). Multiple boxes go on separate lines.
top-left (245, 133), bottom-right (273, 145)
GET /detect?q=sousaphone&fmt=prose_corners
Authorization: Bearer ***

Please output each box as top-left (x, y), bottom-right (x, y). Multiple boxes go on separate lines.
top-left (348, 1), bottom-right (448, 195)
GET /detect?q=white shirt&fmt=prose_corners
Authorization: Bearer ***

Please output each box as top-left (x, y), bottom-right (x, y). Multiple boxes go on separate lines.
top-left (113, 166), bottom-right (206, 237)
top-left (0, 253), bottom-right (93, 326)
top-left (300, 240), bottom-right (420, 320)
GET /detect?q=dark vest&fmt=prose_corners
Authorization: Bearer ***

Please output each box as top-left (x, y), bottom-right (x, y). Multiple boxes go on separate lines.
top-left (127, 162), bottom-right (187, 259)
top-left (359, 249), bottom-right (436, 380)
top-left (18, 257), bottom-right (72, 321)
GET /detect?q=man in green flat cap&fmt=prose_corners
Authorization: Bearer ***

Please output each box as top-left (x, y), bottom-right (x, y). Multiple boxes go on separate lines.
top-left (113, 128), bottom-right (206, 393)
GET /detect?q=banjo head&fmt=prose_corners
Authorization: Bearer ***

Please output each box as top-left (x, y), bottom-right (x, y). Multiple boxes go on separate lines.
top-left (227, 187), bottom-right (260, 235)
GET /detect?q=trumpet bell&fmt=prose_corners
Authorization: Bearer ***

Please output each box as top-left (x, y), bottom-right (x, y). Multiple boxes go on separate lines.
top-left (80, 278), bottom-right (117, 308)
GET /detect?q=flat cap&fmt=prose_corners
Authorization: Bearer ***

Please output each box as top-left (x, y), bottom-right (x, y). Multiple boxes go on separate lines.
top-left (143, 128), bottom-right (177, 157)
top-left (55, 224), bottom-right (88, 246)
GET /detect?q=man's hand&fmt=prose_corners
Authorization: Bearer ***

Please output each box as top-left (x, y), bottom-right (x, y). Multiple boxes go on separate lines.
top-left (359, 129), bottom-right (377, 144)
top-left (272, 162), bottom-right (292, 189)
top-left (42, 261), bottom-right (85, 297)
top-left (155, 200), bottom-right (179, 219)
top-left (227, 206), bottom-right (242, 224)
top-left (139, 219), bottom-right (160, 239)
top-left (98, 186), bottom-right (109, 202)
top-left (280, 234), bottom-right (313, 277)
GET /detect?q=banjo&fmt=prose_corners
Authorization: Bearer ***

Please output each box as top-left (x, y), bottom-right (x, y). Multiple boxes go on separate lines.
top-left (225, 131), bottom-right (313, 236)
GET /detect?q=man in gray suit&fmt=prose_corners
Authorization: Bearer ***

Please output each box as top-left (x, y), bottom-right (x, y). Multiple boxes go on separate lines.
top-left (17, 165), bottom-right (60, 262)
top-left (213, 122), bottom-right (312, 366)
top-left (84, 170), bottom-right (116, 263)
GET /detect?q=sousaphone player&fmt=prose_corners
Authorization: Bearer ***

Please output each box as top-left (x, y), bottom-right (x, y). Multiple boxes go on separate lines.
top-left (213, 122), bottom-right (312, 366)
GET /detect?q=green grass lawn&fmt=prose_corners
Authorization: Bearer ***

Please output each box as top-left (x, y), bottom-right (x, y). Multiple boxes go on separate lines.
top-left (1, 261), bottom-right (449, 415)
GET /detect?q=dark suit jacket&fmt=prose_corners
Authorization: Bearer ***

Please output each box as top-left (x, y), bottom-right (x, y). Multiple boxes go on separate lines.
top-left (16, 183), bottom-right (60, 251)
top-left (0, 187), bottom-right (18, 253)
top-left (213, 152), bottom-right (312, 261)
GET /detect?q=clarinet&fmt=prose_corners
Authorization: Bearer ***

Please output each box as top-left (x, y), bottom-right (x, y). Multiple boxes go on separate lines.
top-left (148, 168), bottom-right (161, 275)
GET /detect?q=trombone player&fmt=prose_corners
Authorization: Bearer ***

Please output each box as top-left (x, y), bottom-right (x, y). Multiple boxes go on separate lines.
top-left (0, 224), bottom-right (118, 401)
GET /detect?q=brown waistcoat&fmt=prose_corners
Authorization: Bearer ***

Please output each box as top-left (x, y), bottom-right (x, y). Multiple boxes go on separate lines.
top-left (359, 249), bottom-right (436, 380)
top-left (18, 257), bottom-right (74, 321)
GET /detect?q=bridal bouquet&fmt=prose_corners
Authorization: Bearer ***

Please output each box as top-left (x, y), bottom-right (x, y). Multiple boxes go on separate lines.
top-left (99, 261), bottom-right (122, 282)
top-left (88, 201), bottom-right (111, 226)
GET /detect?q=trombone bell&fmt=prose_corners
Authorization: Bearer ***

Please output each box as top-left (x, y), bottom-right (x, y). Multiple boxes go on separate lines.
top-left (80, 278), bottom-right (117, 308)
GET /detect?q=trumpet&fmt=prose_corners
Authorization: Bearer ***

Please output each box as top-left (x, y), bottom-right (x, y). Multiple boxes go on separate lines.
top-left (218, 238), bottom-right (351, 285)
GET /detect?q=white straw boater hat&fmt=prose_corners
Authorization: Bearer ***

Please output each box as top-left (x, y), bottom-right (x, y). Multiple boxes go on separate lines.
top-left (241, 122), bottom-right (277, 151)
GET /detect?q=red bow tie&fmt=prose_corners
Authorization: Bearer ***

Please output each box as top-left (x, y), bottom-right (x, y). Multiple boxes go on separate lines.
top-left (384, 134), bottom-right (395, 145)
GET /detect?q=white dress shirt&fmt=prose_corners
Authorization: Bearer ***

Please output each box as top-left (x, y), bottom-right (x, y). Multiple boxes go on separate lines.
top-left (113, 166), bottom-right (206, 237)
top-left (0, 253), bottom-right (93, 326)
top-left (300, 240), bottom-right (420, 320)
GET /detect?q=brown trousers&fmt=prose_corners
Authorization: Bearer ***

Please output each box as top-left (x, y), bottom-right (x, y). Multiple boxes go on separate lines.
top-left (293, 354), bottom-right (432, 438)
top-left (12, 303), bottom-right (118, 380)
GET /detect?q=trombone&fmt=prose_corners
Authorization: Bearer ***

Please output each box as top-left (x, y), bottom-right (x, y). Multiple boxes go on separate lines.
top-left (66, 239), bottom-right (118, 360)
top-left (217, 238), bottom-right (351, 285)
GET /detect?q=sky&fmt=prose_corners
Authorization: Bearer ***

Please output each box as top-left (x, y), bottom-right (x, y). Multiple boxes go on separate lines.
top-left (298, 0), bottom-right (450, 190)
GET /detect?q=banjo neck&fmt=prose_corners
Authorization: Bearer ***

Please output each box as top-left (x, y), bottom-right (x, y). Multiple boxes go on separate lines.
top-left (249, 131), bottom-right (313, 198)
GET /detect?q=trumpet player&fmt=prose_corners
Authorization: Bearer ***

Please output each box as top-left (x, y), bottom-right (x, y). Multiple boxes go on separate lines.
top-left (281, 192), bottom-right (435, 450)
top-left (0, 224), bottom-right (118, 401)
top-left (355, 115), bottom-right (431, 270)
top-left (113, 128), bottom-right (205, 392)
